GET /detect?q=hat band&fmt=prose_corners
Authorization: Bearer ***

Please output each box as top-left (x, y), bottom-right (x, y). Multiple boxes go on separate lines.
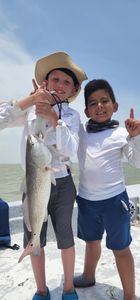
top-left (45, 68), bottom-right (79, 86)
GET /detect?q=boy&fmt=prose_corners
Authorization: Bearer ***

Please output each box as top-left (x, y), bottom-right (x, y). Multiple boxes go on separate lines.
top-left (74, 79), bottom-right (140, 300)
top-left (0, 52), bottom-right (87, 300)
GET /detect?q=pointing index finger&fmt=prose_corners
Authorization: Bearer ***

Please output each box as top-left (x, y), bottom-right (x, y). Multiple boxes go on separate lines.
top-left (32, 79), bottom-right (38, 91)
top-left (130, 108), bottom-right (134, 119)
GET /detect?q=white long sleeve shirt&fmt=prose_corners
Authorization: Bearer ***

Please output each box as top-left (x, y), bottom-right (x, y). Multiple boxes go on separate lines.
top-left (0, 101), bottom-right (80, 178)
top-left (78, 124), bottom-right (140, 201)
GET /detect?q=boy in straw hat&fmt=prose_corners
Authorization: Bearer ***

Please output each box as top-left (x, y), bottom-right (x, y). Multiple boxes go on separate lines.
top-left (0, 52), bottom-right (87, 300)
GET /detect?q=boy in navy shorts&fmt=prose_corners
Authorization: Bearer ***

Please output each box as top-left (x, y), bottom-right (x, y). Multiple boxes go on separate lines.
top-left (74, 79), bottom-right (140, 300)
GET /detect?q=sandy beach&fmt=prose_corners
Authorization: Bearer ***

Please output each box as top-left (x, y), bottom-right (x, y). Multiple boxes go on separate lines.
top-left (0, 222), bottom-right (140, 300)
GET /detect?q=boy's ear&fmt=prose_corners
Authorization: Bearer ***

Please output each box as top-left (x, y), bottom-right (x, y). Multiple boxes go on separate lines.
top-left (113, 101), bottom-right (118, 112)
top-left (75, 84), bottom-right (80, 93)
top-left (71, 84), bottom-right (79, 96)
top-left (84, 108), bottom-right (90, 118)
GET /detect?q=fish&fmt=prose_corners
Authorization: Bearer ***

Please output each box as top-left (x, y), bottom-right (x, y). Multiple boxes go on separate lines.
top-left (18, 133), bottom-right (55, 262)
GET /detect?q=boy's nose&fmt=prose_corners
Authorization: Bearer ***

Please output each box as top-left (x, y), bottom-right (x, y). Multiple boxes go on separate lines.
top-left (97, 101), bottom-right (103, 108)
top-left (57, 81), bottom-right (63, 88)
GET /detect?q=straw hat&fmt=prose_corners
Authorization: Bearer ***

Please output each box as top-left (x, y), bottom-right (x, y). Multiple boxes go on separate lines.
top-left (35, 51), bottom-right (88, 102)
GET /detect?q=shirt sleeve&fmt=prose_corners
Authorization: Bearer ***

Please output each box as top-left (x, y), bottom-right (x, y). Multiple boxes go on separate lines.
top-left (0, 101), bottom-right (27, 129)
top-left (123, 134), bottom-right (140, 168)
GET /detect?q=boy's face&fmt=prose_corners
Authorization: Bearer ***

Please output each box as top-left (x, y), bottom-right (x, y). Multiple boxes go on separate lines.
top-left (85, 89), bottom-right (118, 123)
top-left (44, 69), bottom-right (78, 101)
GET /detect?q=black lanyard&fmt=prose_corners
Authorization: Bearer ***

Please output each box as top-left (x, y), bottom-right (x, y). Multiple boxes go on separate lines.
top-left (50, 92), bottom-right (68, 119)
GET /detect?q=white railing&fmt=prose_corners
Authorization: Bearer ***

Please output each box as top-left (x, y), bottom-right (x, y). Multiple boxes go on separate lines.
top-left (8, 196), bottom-right (140, 235)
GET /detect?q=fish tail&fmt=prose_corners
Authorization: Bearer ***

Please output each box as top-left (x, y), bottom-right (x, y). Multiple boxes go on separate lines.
top-left (18, 242), bottom-right (41, 263)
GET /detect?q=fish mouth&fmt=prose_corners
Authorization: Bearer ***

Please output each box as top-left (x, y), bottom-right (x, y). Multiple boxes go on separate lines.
top-left (28, 134), bottom-right (35, 145)
top-left (28, 134), bottom-right (42, 146)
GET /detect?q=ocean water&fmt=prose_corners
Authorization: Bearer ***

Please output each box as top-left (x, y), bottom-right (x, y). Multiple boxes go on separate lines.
top-left (0, 162), bottom-right (140, 202)
top-left (0, 164), bottom-right (24, 202)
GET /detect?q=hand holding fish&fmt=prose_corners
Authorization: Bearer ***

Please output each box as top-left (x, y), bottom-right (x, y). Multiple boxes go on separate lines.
top-left (30, 79), bottom-right (56, 105)
top-left (35, 98), bottom-right (58, 128)
top-left (125, 108), bottom-right (140, 137)
top-left (17, 79), bottom-right (56, 110)
top-left (30, 80), bottom-right (58, 127)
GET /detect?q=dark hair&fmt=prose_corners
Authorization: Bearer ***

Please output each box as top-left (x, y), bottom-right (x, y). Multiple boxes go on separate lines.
top-left (84, 79), bottom-right (116, 108)
top-left (45, 68), bottom-right (79, 86)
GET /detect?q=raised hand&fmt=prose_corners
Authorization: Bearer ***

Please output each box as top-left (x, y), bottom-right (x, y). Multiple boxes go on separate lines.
top-left (33, 88), bottom-right (58, 126)
top-left (17, 80), bottom-right (55, 111)
top-left (35, 90), bottom-right (52, 116)
top-left (125, 108), bottom-right (140, 137)
top-left (30, 79), bottom-right (38, 95)
top-left (129, 108), bottom-right (134, 119)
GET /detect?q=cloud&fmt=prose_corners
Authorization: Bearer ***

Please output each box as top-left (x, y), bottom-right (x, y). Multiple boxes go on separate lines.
top-left (0, 24), bottom-right (35, 164)
top-left (0, 34), bottom-right (34, 99)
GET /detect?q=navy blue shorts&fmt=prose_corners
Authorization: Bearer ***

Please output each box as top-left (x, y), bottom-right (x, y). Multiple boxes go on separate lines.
top-left (77, 190), bottom-right (132, 250)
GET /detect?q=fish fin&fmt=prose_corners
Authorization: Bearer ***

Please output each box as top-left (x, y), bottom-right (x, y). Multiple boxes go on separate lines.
top-left (51, 173), bottom-right (56, 185)
top-left (52, 167), bottom-right (59, 172)
top-left (22, 196), bottom-right (32, 232)
top-left (44, 166), bottom-right (59, 173)
top-left (44, 166), bottom-right (53, 171)
top-left (18, 242), bottom-right (41, 263)
top-left (46, 167), bottom-right (57, 185)
top-left (44, 166), bottom-right (50, 171)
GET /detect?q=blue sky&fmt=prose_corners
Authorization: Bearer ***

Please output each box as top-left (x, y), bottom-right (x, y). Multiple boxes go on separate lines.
top-left (0, 0), bottom-right (140, 163)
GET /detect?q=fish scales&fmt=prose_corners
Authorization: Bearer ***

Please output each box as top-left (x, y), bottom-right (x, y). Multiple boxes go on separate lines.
top-left (19, 134), bottom-right (52, 262)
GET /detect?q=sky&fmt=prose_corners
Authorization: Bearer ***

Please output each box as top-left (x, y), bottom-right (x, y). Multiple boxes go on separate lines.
top-left (0, 0), bottom-right (140, 163)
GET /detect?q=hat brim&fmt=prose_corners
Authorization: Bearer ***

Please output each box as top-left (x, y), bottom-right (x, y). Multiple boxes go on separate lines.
top-left (35, 52), bottom-right (88, 102)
